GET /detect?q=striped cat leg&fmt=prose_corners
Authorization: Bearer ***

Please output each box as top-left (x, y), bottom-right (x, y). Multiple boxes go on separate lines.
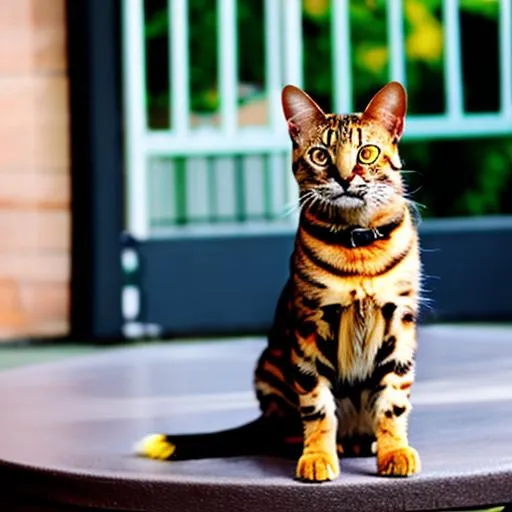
top-left (372, 306), bottom-right (420, 477)
top-left (372, 372), bottom-right (420, 476)
top-left (295, 378), bottom-right (339, 482)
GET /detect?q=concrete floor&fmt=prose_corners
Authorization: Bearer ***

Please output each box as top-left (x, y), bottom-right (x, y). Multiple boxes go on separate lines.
top-left (0, 344), bottom-right (104, 371)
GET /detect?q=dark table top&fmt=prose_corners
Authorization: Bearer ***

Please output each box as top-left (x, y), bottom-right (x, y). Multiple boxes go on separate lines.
top-left (0, 325), bottom-right (511, 511)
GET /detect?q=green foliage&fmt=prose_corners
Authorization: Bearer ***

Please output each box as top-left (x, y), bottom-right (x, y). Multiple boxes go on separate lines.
top-left (143, 0), bottom-right (512, 217)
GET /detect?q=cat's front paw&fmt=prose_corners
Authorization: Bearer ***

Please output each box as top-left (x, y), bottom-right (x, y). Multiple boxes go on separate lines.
top-left (377, 446), bottom-right (421, 477)
top-left (296, 451), bottom-right (339, 482)
top-left (134, 434), bottom-right (176, 460)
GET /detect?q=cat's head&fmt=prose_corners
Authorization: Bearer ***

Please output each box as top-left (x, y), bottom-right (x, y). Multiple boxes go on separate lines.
top-left (282, 82), bottom-right (407, 226)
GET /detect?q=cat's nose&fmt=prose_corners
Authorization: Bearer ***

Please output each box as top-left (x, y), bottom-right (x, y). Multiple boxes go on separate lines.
top-left (335, 172), bottom-right (363, 190)
top-left (337, 177), bottom-right (351, 190)
top-left (350, 174), bottom-right (365, 186)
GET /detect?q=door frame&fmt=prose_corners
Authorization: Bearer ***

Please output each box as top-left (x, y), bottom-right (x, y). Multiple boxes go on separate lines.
top-left (67, 0), bottom-right (124, 340)
top-left (66, 1), bottom-right (512, 340)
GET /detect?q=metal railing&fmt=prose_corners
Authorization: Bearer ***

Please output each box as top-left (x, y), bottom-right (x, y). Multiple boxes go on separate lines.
top-left (122, 0), bottom-right (512, 240)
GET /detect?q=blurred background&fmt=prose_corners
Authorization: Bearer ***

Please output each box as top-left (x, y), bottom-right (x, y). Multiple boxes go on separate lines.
top-left (0, 0), bottom-right (511, 350)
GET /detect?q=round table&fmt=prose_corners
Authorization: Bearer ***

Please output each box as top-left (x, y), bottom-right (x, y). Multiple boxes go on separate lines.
top-left (1, 325), bottom-right (511, 511)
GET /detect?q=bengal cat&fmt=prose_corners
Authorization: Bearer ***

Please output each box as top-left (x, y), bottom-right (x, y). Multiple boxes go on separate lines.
top-left (136, 81), bottom-right (422, 482)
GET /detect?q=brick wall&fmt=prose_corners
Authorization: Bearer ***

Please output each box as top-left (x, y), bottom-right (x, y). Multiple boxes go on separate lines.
top-left (0, 1), bottom-right (70, 340)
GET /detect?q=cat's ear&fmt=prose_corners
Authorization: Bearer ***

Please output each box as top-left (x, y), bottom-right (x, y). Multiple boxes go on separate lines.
top-left (282, 85), bottom-right (326, 142)
top-left (362, 81), bottom-right (407, 140)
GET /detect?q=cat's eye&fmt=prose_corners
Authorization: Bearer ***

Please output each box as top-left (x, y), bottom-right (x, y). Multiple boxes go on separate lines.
top-left (309, 147), bottom-right (330, 167)
top-left (357, 144), bottom-right (380, 165)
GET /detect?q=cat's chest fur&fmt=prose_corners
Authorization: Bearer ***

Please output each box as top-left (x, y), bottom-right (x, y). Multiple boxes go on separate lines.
top-left (336, 295), bottom-right (383, 382)
top-left (315, 285), bottom-right (385, 383)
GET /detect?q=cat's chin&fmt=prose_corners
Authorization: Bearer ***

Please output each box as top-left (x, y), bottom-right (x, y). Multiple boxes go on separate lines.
top-left (332, 195), bottom-right (366, 210)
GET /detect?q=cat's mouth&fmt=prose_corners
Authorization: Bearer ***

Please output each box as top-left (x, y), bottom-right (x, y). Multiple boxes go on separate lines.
top-left (331, 190), bottom-right (362, 200)
top-left (329, 191), bottom-right (366, 209)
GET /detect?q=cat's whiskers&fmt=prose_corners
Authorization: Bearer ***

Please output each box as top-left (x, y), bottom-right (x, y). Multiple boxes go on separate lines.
top-left (282, 190), bottom-right (316, 217)
top-left (405, 197), bottom-right (427, 211)
top-left (299, 191), bottom-right (318, 213)
top-left (404, 184), bottom-right (424, 197)
top-left (307, 192), bottom-right (322, 212)
top-left (418, 296), bottom-right (435, 312)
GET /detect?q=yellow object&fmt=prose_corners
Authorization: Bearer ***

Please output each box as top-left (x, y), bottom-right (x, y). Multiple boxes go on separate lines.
top-left (303, 0), bottom-right (329, 19)
top-left (135, 434), bottom-right (176, 460)
top-left (405, 0), bottom-right (443, 63)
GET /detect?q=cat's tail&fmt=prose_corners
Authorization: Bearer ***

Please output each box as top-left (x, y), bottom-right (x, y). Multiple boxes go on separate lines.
top-left (134, 416), bottom-right (302, 461)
